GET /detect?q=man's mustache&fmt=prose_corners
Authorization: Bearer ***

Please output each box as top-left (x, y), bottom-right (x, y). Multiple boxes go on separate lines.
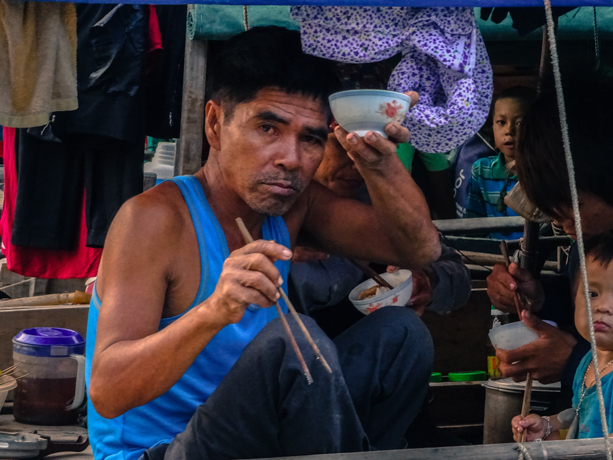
top-left (257, 173), bottom-right (307, 192)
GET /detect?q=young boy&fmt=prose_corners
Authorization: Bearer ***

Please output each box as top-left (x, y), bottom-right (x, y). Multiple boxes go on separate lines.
top-left (512, 232), bottom-right (613, 441)
top-left (466, 86), bottom-right (536, 239)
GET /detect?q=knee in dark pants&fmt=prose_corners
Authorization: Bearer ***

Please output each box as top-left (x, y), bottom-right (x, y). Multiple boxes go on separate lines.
top-left (366, 307), bottom-right (433, 360)
top-left (252, 313), bottom-right (340, 373)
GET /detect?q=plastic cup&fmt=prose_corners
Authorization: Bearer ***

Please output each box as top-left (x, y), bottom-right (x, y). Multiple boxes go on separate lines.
top-left (488, 321), bottom-right (539, 351)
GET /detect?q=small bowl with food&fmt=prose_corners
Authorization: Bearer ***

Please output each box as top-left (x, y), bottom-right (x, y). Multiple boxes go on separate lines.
top-left (348, 269), bottom-right (413, 315)
top-left (328, 90), bottom-right (411, 139)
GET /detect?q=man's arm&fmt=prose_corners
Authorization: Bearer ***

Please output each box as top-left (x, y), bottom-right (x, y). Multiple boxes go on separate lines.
top-left (89, 189), bottom-right (290, 418)
top-left (427, 238), bottom-right (472, 315)
top-left (300, 123), bottom-right (441, 269)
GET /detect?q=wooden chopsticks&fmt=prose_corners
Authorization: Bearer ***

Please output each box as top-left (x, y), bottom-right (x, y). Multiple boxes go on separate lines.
top-left (235, 218), bottom-right (332, 384)
top-left (499, 240), bottom-right (532, 442)
top-left (349, 259), bottom-right (394, 290)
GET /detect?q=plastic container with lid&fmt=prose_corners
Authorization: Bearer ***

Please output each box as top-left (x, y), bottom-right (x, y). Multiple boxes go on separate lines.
top-left (448, 371), bottom-right (487, 382)
top-left (12, 328), bottom-right (86, 425)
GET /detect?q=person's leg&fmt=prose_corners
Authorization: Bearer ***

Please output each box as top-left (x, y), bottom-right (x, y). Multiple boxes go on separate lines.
top-left (159, 314), bottom-right (369, 460)
top-left (334, 306), bottom-right (434, 450)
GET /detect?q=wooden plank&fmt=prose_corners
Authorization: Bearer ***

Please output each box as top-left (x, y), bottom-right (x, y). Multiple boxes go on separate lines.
top-left (261, 438), bottom-right (612, 460)
top-left (176, 6), bottom-right (208, 176)
top-left (433, 216), bottom-right (525, 235)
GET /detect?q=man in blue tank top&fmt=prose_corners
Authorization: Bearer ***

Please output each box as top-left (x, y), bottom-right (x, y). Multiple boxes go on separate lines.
top-left (87, 26), bottom-right (442, 460)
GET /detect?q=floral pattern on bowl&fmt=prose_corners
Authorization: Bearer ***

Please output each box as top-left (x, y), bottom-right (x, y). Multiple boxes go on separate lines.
top-left (376, 100), bottom-right (406, 123)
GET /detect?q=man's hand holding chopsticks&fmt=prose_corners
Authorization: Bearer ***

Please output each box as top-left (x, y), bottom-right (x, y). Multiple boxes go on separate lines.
top-left (209, 240), bottom-right (292, 325)
top-left (487, 262), bottom-right (545, 314)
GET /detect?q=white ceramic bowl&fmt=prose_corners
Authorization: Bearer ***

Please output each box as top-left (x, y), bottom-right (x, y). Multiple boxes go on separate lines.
top-left (349, 269), bottom-right (413, 315)
top-left (0, 376), bottom-right (16, 410)
top-left (329, 90), bottom-right (411, 139)
top-left (489, 321), bottom-right (539, 351)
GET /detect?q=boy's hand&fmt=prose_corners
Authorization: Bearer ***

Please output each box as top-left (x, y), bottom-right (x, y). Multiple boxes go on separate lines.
top-left (512, 414), bottom-right (546, 442)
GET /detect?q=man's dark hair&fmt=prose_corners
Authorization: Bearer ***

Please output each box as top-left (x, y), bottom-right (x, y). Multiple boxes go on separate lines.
top-left (494, 85), bottom-right (537, 108)
top-left (573, 232), bottom-right (613, 299)
top-left (207, 26), bottom-right (340, 121)
top-left (516, 65), bottom-right (613, 219)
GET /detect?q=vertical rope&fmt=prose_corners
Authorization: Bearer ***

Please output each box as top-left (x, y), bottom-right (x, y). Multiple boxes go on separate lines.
top-left (543, 2), bottom-right (612, 459)
top-left (517, 442), bottom-right (534, 460)
top-left (243, 6), bottom-right (250, 31)
top-left (593, 7), bottom-right (601, 70)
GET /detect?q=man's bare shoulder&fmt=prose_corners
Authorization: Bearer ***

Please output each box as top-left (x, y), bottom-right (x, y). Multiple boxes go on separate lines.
top-left (114, 182), bottom-right (187, 234)
top-left (97, 182), bottom-right (192, 297)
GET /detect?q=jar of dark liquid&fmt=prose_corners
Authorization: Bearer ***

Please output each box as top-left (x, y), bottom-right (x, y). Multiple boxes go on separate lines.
top-left (13, 328), bottom-right (85, 425)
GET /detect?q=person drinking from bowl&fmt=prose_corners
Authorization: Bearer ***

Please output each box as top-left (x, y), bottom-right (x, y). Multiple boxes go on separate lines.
top-left (289, 117), bottom-right (471, 324)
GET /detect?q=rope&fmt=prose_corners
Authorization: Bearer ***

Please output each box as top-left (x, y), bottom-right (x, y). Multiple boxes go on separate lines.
top-left (543, 2), bottom-right (612, 460)
top-left (243, 6), bottom-right (250, 31)
top-left (517, 442), bottom-right (534, 460)
top-left (593, 7), bottom-right (601, 69)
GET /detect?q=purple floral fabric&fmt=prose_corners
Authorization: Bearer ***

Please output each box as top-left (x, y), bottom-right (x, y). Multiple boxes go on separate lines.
top-left (290, 6), bottom-right (493, 153)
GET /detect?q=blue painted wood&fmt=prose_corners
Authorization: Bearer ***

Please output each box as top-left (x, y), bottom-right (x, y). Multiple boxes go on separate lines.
top-left (22, 0), bottom-right (613, 6)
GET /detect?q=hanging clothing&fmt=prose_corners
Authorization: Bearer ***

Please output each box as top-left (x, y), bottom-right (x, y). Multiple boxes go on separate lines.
top-left (0, 127), bottom-right (101, 279)
top-left (11, 128), bottom-right (143, 249)
top-left (144, 5), bottom-right (187, 139)
top-left (11, 4), bottom-right (148, 250)
top-left (0, 0), bottom-right (78, 128)
top-left (290, 6), bottom-right (493, 153)
top-left (52, 4), bottom-right (148, 145)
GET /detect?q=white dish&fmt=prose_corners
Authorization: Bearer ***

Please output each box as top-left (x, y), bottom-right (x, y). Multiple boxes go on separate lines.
top-left (329, 90), bottom-right (411, 139)
top-left (349, 269), bottom-right (413, 315)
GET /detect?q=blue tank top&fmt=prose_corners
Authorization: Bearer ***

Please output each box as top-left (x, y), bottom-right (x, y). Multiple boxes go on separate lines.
top-left (85, 176), bottom-right (291, 460)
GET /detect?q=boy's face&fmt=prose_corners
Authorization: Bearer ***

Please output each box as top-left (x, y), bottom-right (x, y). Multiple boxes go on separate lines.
top-left (575, 256), bottom-right (613, 351)
top-left (493, 98), bottom-right (527, 162)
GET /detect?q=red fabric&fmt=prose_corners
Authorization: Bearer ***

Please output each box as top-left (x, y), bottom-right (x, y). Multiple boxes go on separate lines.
top-left (145, 5), bottom-right (164, 77)
top-left (0, 127), bottom-right (102, 279)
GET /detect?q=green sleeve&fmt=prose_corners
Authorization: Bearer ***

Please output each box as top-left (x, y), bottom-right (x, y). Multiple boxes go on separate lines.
top-left (417, 151), bottom-right (450, 172)
top-left (396, 143), bottom-right (415, 173)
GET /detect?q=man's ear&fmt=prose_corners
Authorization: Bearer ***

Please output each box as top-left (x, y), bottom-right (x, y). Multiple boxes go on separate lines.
top-left (205, 100), bottom-right (223, 151)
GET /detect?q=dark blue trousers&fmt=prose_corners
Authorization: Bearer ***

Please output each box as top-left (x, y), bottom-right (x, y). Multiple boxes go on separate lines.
top-left (144, 307), bottom-right (433, 459)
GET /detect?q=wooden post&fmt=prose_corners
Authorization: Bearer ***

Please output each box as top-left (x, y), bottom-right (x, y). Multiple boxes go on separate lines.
top-left (176, 5), bottom-right (208, 177)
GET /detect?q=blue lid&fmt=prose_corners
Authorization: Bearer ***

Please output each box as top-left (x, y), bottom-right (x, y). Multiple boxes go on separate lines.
top-left (14, 328), bottom-right (84, 347)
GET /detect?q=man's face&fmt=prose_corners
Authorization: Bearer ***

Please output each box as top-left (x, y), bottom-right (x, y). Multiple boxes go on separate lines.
top-left (216, 89), bottom-right (329, 216)
top-left (554, 192), bottom-right (613, 240)
top-left (313, 132), bottom-right (364, 199)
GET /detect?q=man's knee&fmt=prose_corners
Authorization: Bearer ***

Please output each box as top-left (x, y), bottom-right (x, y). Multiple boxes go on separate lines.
top-left (253, 313), bottom-right (338, 369)
top-left (366, 307), bottom-right (433, 362)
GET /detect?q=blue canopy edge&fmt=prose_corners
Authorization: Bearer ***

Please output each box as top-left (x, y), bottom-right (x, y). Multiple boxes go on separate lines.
top-left (24, 0), bottom-right (613, 6)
